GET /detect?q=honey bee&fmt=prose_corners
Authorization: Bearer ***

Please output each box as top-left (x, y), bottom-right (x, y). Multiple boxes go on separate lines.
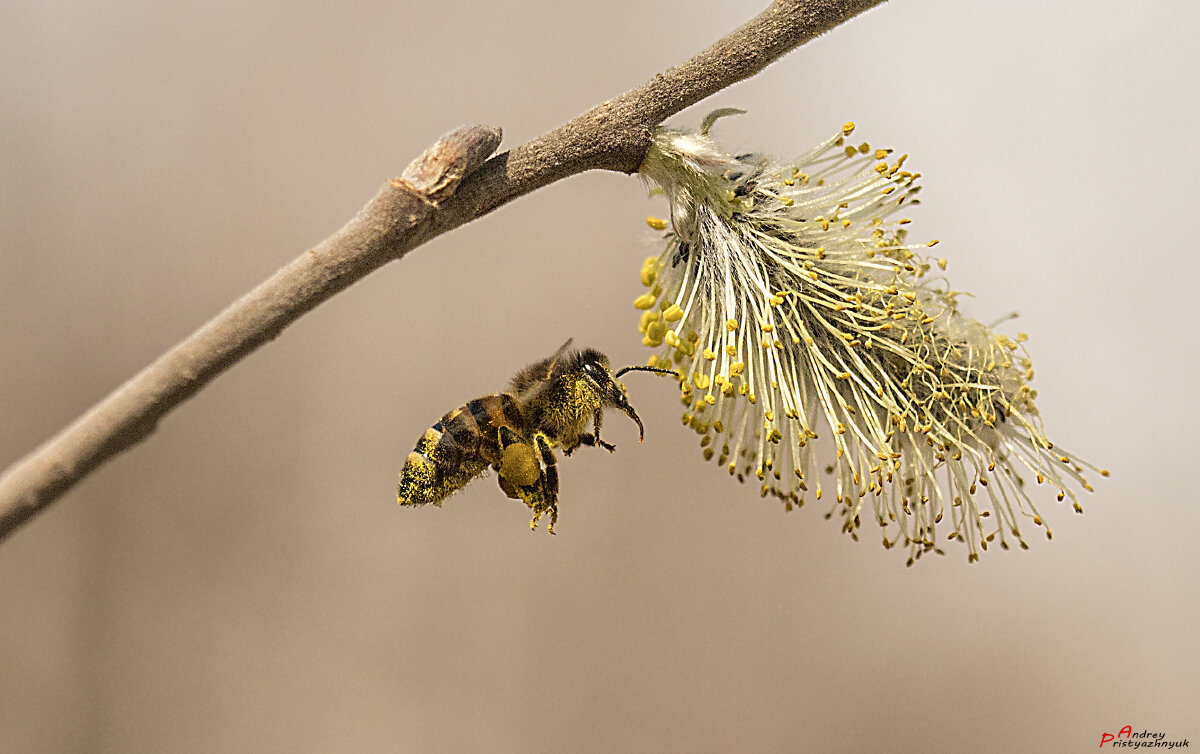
top-left (397, 340), bottom-right (676, 533)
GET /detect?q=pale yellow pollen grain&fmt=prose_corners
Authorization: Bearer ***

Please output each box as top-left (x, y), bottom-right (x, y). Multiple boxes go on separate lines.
top-left (640, 256), bottom-right (659, 286)
top-left (638, 310), bottom-right (658, 334)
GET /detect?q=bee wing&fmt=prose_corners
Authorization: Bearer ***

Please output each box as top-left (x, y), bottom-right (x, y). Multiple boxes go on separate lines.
top-left (509, 338), bottom-right (574, 397)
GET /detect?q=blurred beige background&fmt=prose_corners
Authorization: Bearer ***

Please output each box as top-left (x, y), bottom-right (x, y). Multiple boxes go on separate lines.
top-left (2, 1), bottom-right (1197, 752)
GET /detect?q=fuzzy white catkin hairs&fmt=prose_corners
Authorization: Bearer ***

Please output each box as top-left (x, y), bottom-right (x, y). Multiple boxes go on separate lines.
top-left (633, 111), bottom-right (1106, 565)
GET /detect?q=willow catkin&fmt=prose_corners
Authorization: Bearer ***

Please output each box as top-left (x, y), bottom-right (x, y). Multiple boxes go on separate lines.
top-left (634, 112), bottom-right (1106, 564)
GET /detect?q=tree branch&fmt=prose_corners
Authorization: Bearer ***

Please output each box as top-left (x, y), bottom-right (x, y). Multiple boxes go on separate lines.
top-left (0, 0), bottom-right (886, 543)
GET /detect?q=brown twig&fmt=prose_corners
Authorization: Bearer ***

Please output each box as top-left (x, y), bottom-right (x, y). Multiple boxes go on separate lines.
top-left (0, 0), bottom-right (886, 542)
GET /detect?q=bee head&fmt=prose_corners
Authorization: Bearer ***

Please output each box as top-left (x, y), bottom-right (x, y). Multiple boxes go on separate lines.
top-left (572, 349), bottom-right (645, 441)
top-left (573, 349), bottom-right (680, 442)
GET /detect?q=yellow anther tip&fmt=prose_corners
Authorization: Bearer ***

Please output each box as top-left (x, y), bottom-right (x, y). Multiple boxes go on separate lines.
top-left (645, 216), bottom-right (667, 231)
top-left (633, 293), bottom-right (657, 310)
top-left (841, 121), bottom-right (856, 136)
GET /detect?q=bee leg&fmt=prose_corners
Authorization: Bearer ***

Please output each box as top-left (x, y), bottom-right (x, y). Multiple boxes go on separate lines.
top-left (494, 427), bottom-right (541, 495)
top-left (573, 433), bottom-right (616, 453)
top-left (569, 409), bottom-right (617, 454)
top-left (502, 466), bottom-right (546, 530)
top-left (591, 408), bottom-right (616, 452)
top-left (522, 481), bottom-right (549, 531)
top-left (494, 427), bottom-right (556, 529)
top-left (532, 432), bottom-right (559, 534)
top-left (497, 426), bottom-right (519, 449)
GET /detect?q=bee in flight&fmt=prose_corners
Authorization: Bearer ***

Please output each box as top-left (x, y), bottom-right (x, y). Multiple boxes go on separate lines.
top-left (397, 340), bottom-right (676, 533)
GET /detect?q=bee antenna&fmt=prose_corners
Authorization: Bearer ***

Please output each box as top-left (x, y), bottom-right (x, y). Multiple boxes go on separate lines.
top-left (614, 365), bottom-right (681, 379)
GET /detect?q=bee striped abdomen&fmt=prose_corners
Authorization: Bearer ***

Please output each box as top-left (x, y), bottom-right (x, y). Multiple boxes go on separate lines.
top-left (397, 393), bottom-right (524, 506)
